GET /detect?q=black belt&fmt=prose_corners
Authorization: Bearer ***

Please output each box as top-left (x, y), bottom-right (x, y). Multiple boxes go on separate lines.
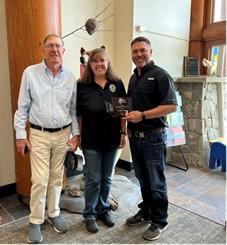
top-left (133, 128), bottom-right (165, 138)
top-left (30, 123), bottom-right (71, 133)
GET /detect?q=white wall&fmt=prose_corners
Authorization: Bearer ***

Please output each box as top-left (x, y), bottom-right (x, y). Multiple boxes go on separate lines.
top-left (0, 0), bottom-right (15, 186)
top-left (133, 0), bottom-right (191, 77)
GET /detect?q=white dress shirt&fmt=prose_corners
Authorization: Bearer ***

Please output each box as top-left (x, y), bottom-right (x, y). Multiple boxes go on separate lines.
top-left (14, 61), bottom-right (80, 139)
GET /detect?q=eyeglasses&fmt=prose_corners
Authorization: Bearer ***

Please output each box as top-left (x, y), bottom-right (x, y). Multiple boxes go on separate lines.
top-left (44, 43), bottom-right (63, 49)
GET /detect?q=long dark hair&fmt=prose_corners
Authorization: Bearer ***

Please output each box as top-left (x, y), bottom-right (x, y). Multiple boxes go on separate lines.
top-left (80, 48), bottom-right (119, 84)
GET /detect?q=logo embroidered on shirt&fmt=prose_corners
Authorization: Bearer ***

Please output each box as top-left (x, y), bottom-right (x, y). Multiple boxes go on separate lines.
top-left (118, 98), bottom-right (123, 104)
top-left (147, 77), bottom-right (155, 80)
top-left (109, 84), bottom-right (116, 92)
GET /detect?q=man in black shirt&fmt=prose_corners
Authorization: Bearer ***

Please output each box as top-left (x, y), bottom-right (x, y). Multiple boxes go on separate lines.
top-left (124, 36), bottom-right (177, 241)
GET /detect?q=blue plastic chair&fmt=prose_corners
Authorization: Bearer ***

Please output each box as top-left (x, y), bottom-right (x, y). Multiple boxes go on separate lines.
top-left (209, 142), bottom-right (226, 172)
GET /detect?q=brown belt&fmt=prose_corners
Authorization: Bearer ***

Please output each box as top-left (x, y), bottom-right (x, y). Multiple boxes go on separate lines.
top-left (30, 123), bottom-right (71, 133)
top-left (133, 128), bottom-right (165, 138)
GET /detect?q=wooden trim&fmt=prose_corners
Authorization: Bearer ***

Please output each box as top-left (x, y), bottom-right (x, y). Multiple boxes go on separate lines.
top-left (189, 0), bottom-right (226, 75)
top-left (202, 21), bottom-right (226, 41)
top-left (5, 0), bottom-right (62, 197)
top-left (189, 0), bottom-right (205, 41)
top-left (205, 0), bottom-right (214, 25)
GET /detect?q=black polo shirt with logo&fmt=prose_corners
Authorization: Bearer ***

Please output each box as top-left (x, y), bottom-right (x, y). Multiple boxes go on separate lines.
top-left (77, 79), bottom-right (126, 150)
top-left (127, 61), bottom-right (177, 132)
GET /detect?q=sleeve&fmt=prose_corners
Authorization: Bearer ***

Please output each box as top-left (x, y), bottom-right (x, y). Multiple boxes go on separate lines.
top-left (118, 79), bottom-right (127, 96)
top-left (127, 75), bottom-right (134, 96)
top-left (70, 78), bottom-right (80, 136)
top-left (157, 71), bottom-right (178, 105)
top-left (76, 81), bottom-right (82, 117)
top-left (14, 69), bottom-right (31, 139)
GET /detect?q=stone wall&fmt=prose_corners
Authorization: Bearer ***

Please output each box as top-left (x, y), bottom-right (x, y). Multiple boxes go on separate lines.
top-left (172, 77), bottom-right (225, 167)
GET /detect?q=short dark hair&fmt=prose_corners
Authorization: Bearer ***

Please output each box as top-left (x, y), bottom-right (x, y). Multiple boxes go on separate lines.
top-left (131, 36), bottom-right (151, 47)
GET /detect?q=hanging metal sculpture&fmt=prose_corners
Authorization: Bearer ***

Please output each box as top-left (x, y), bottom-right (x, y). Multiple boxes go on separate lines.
top-left (62, 2), bottom-right (113, 39)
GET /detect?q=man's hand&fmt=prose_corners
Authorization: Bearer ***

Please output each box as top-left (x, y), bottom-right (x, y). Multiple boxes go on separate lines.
top-left (16, 139), bottom-right (31, 156)
top-left (123, 111), bottom-right (143, 123)
top-left (67, 135), bottom-right (80, 151)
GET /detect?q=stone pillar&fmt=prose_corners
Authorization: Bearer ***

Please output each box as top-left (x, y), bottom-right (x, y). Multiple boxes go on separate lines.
top-left (5, 0), bottom-right (61, 197)
top-left (173, 77), bottom-right (225, 167)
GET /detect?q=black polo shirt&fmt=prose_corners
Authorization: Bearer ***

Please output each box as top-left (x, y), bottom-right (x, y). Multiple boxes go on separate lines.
top-left (127, 61), bottom-right (177, 132)
top-left (77, 79), bottom-right (126, 150)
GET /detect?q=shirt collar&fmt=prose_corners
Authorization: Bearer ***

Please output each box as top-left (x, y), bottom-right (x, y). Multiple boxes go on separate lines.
top-left (42, 60), bottom-right (64, 74)
top-left (134, 60), bottom-right (155, 77)
top-left (91, 80), bottom-right (111, 89)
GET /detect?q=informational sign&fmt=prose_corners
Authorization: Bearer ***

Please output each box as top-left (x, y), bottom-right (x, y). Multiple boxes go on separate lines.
top-left (166, 91), bottom-right (186, 147)
top-left (184, 56), bottom-right (200, 76)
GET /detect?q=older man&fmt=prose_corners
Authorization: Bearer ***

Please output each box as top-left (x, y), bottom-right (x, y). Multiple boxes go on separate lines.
top-left (14, 34), bottom-right (80, 243)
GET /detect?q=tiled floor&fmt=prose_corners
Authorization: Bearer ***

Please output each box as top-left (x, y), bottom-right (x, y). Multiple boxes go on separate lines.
top-left (168, 166), bottom-right (226, 225)
top-left (0, 165), bottom-right (226, 227)
top-left (116, 165), bottom-right (226, 226)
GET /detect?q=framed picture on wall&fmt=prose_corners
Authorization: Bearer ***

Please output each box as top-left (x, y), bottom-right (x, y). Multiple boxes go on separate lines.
top-left (183, 56), bottom-right (200, 76)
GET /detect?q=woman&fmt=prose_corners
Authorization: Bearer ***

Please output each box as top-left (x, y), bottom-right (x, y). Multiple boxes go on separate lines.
top-left (77, 48), bottom-right (127, 233)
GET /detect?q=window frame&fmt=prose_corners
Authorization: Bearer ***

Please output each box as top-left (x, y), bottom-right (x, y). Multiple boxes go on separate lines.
top-left (203, 0), bottom-right (226, 50)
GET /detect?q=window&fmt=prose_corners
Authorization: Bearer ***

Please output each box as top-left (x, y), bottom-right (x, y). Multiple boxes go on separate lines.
top-left (210, 44), bottom-right (226, 76)
top-left (213, 0), bottom-right (226, 22)
top-left (203, 0), bottom-right (226, 75)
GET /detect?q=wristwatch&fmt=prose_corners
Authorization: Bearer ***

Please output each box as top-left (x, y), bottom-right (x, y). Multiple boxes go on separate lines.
top-left (141, 111), bottom-right (146, 120)
top-left (120, 130), bottom-right (127, 135)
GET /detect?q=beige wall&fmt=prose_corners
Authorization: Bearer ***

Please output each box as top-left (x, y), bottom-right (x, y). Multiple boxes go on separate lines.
top-left (0, 0), bottom-right (15, 186)
top-left (115, 0), bottom-right (133, 86)
top-left (114, 0), bottom-right (134, 162)
top-left (61, 0), bottom-right (115, 78)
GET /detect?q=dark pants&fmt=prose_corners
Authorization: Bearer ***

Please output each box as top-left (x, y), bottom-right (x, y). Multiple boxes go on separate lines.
top-left (129, 131), bottom-right (168, 228)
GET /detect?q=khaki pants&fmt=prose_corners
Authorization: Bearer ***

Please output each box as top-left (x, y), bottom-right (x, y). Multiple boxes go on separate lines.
top-left (29, 127), bottom-right (70, 224)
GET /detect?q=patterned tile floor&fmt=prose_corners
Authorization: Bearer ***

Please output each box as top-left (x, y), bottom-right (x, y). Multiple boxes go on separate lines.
top-left (0, 164), bottom-right (226, 227)
top-left (116, 165), bottom-right (226, 226)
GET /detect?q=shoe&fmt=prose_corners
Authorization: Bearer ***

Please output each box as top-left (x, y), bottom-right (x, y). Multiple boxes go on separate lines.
top-left (27, 223), bottom-right (43, 244)
top-left (98, 213), bottom-right (115, 227)
top-left (143, 223), bottom-right (168, 241)
top-left (85, 220), bottom-right (99, 233)
top-left (48, 216), bottom-right (69, 233)
top-left (126, 210), bottom-right (152, 226)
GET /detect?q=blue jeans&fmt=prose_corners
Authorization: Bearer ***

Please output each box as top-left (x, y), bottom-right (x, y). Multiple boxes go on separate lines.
top-left (129, 131), bottom-right (168, 228)
top-left (82, 147), bottom-right (121, 221)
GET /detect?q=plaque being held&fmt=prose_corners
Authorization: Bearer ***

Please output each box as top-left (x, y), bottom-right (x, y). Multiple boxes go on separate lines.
top-left (105, 97), bottom-right (132, 117)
